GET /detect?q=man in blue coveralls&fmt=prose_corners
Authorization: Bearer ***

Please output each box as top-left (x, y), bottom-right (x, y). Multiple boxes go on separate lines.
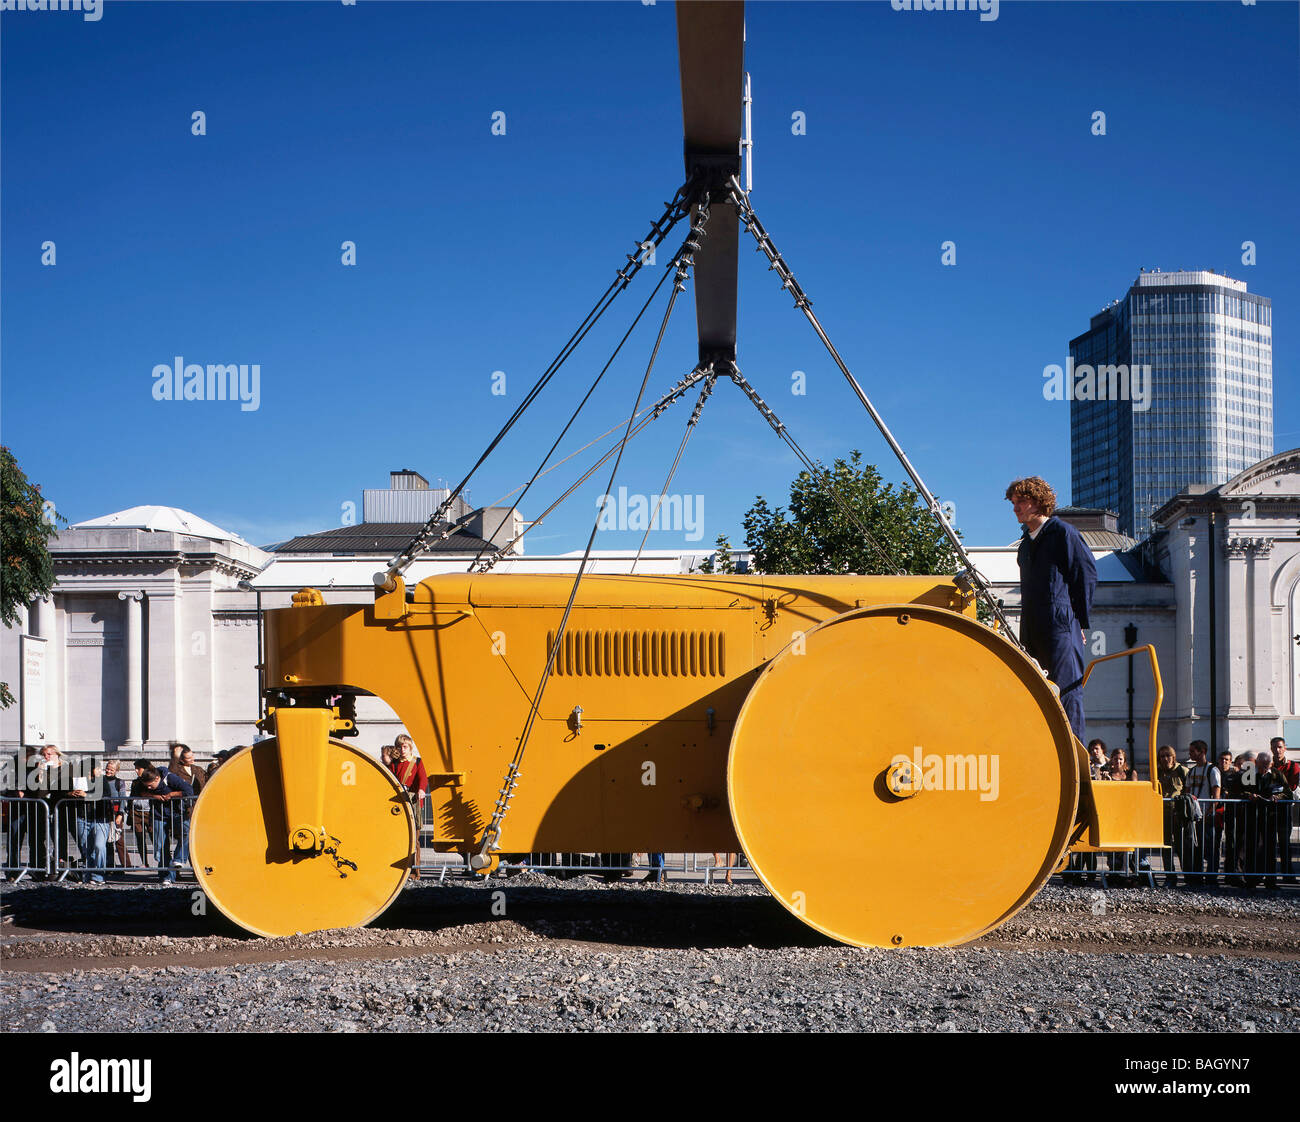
top-left (1006, 477), bottom-right (1096, 741)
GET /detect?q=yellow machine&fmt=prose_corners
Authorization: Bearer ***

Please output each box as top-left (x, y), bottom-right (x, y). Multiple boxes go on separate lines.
top-left (191, 573), bottom-right (1165, 945)
top-left (191, 3), bottom-right (1167, 946)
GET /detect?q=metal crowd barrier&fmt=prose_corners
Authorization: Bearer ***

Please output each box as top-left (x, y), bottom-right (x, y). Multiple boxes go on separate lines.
top-left (1062, 797), bottom-right (1300, 886)
top-left (0, 795), bottom-right (200, 883)
top-left (1, 796), bottom-right (52, 879)
top-left (7, 790), bottom-right (1293, 889)
top-left (102, 795), bottom-right (198, 881)
top-left (454, 853), bottom-right (754, 882)
top-left (492, 853), bottom-right (751, 881)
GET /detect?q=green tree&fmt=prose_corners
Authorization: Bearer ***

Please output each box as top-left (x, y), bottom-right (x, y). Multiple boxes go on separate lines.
top-left (697, 533), bottom-right (735, 574)
top-left (742, 450), bottom-right (957, 576)
top-left (1, 448), bottom-right (64, 707)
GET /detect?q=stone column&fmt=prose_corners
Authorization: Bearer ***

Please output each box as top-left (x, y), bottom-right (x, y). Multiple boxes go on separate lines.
top-left (1171, 528), bottom-right (1198, 726)
top-left (32, 596), bottom-right (59, 744)
top-left (33, 597), bottom-right (54, 641)
top-left (118, 591), bottom-right (144, 750)
top-left (1223, 537), bottom-right (1252, 721)
top-left (144, 590), bottom-right (184, 752)
top-left (1249, 539), bottom-right (1277, 716)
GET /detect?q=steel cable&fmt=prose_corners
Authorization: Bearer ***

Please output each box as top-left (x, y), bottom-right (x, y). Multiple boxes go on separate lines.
top-left (472, 203), bottom-right (709, 865)
top-left (468, 236), bottom-right (706, 572)
top-left (726, 178), bottom-right (1020, 641)
top-left (378, 182), bottom-right (695, 588)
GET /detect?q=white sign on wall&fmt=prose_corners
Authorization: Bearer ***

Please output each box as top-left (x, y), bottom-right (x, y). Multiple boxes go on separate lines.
top-left (21, 635), bottom-right (46, 746)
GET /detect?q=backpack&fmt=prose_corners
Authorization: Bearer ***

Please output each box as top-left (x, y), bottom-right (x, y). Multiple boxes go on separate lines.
top-left (1172, 766), bottom-right (1201, 824)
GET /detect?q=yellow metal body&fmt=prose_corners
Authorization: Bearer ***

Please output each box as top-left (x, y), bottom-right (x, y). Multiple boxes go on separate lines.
top-left (1069, 645), bottom-right (1166, 852)
top-left (274, 707), bottom-right (333, 851)
top-left (264, 574), bottom-right (963, 856)
top-left (190, 572), bottom-right (1165, 945)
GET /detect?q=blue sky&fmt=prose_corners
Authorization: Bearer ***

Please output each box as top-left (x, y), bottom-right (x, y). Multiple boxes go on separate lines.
top-left (3, 0), bottom-right (1297, 554)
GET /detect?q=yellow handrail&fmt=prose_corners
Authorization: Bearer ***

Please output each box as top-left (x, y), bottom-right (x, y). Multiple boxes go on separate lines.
top-left (1081, 644), bottom-right (1163, 791)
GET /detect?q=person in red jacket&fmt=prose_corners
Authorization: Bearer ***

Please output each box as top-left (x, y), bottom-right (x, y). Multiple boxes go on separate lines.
top-left (1271, 737), bottom-right (1299, 884)
top-left (393, 735), bottom-right (427, 879)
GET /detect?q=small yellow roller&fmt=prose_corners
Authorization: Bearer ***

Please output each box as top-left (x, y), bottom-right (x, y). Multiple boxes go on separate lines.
top-left (190, 723), bottom-right (416, 938)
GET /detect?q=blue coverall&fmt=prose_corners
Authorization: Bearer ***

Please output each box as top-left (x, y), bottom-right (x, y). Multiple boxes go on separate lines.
top-left (1016, 516), bottom-right (1097, 741)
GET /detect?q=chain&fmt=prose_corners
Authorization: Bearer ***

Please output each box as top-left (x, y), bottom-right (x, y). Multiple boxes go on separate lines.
top-left (631, 370), bottom-right (717, 573)
top-left (467, 205), bottom-right (712, 574)
top-left (725, 178), bottom-right (1021, 643)
top-left (471, 200), bottom-right (710, 869)
top-left (376, 181), bottom-right (698, 591)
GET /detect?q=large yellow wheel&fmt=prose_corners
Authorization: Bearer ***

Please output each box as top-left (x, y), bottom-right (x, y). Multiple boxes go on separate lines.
top-left (728, 605), bottom-right (1079, 948)
top-left (190, 738), bottom-right (417, 937)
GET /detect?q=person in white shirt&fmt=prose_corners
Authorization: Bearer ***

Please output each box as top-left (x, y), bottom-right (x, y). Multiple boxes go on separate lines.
top-left (1186, 739), bottom-right (1221, 884)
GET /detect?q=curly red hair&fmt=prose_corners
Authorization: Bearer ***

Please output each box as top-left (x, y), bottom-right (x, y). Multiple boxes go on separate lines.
top-left (1004, 476), bottom-right (1057, 517)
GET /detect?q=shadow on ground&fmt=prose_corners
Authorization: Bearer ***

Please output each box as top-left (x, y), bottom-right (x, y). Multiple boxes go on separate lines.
top-left (1, 879), bottom-right (830, 951)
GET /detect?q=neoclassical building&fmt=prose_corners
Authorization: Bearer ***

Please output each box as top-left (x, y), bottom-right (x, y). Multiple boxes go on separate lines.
top-left (1146, 447), bottom-right (1300, 753)
top-left (2, 507), bottom-right (267, 756)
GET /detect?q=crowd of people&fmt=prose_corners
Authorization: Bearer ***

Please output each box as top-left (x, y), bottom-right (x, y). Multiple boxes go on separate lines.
top-left (6, 732), bottom-right (1297, 890)
top-left (1073, 735), bottom-right (1299, 887)
top-left (0, 741), bottom-right (248, 884)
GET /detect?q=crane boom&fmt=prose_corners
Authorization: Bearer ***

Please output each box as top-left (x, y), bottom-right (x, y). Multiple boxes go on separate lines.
top-left (677, 0), bottom-right (745, 365)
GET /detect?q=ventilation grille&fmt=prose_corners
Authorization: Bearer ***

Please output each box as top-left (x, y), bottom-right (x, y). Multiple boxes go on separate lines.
top-left (547, 629), bottom-right (726, 677)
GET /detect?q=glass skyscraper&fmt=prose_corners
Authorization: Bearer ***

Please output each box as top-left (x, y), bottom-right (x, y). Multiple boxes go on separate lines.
top-left (1069, 270), bottom-right (1272, 538)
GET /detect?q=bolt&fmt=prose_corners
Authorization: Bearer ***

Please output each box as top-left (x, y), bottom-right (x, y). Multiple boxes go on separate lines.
top-left (891, 934), bottom-right (903, 946)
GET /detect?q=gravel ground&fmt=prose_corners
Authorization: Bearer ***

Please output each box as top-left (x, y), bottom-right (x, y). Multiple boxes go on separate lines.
top-left (2, 875), bottom-right (1297, 1032)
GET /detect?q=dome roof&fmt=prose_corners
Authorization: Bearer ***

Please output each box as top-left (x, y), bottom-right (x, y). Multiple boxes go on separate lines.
top-left (73, 505), bottom-right (250, 544)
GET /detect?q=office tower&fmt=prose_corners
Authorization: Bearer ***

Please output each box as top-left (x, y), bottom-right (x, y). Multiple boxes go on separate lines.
top-left (1070, 269), bottom-right (1272, 537)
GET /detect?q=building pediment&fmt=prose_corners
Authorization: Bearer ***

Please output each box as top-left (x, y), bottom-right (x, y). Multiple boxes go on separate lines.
top-left (1219, 448), bottom-right (1300, 498)
top-left (1150, 448), bottom-right (1300, 528)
